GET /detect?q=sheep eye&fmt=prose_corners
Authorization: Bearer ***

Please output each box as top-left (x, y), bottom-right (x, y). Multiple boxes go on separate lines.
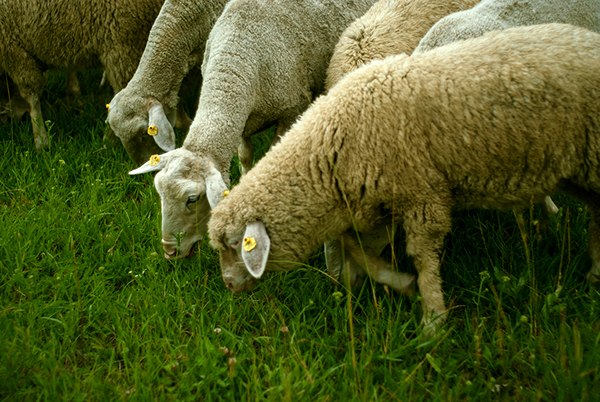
top-left (187, 195), bottom-right (198, 205)
top-left (229, 240), bottom-right (240, 248)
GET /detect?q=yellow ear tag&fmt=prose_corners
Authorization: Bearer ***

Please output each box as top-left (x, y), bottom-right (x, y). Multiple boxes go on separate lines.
top-left (223, 190), bottom-right (229, 198)
top-left (243, 237), bottom-right (256, 252)
top-left (148, 125), bottom-right (158, 136)
top-left (106, 104), bottom-right (110, 112)
top-left (149, 154), bottom-right (160, 166)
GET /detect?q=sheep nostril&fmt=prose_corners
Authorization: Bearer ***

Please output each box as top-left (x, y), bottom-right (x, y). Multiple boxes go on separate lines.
top-left (227, 282), bottom-right (234, 292)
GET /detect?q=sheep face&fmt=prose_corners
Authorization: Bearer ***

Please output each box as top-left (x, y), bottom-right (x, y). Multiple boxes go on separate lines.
top-left (129, 148), bottom-right (228, 260)
top-left (213, 221), bottom-right (270, 293)
top-left (107, 91), bottom-right (177, 166)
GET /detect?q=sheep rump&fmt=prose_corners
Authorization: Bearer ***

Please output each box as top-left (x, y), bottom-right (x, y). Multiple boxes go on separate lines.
top-left (209, 23), bottom-right (600, 333)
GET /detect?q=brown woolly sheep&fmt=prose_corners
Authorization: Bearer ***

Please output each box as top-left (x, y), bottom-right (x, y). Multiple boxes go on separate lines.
top-left (208, 23), bottom-right (600, 334)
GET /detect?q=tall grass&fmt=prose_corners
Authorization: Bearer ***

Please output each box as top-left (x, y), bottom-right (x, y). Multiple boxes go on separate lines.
top-left (0, 70), bottom-right (598, 401)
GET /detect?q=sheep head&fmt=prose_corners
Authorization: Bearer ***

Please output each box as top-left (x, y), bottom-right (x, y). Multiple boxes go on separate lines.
top-left (207, 219), bottom-right (270, 293)
top-left (129, 148), bottom-right (228, 260)
top-left (107, 91), bottom-right (177, 166)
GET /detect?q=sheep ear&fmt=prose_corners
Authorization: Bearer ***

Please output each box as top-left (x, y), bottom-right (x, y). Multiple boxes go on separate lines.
top-left (242, 221), bottom-right (270, 279)
top-left (148, 102), bottom-right (176, 152)
top-left (129, 153), bottom-right (168, 175)
top-left (105, 91), bottom-right (122, 123)
top-left (205, 166), bottom-right (229, 209)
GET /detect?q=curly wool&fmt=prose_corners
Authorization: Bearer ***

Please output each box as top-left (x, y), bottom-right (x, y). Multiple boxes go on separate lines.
top-left (325, 0), bottom-right (479, 91)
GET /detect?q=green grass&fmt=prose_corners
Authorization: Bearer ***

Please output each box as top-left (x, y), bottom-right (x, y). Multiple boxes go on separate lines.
top-left (0, 70), bottom-right (599, 401)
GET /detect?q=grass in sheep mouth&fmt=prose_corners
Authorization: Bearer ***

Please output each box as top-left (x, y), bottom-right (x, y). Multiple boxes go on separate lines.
top-left (0, 70), bottom-right (598, 401)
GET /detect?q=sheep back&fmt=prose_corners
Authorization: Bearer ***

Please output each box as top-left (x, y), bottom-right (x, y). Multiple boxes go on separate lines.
top-left (0, 0), bottom-right (164, 95)
top-left (415, 0), bottom-right (600, 53)
top-left (183, 0), bottom-right (377, 163)
top-left (325, 0), bottom-right (480, 90)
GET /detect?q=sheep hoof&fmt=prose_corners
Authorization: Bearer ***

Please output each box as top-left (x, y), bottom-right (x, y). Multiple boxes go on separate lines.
top-left (586, 271), bottom-right (600, 284)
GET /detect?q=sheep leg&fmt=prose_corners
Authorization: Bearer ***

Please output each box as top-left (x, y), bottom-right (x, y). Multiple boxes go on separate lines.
top-left (325, 224), bottom-right (395, 287)
top-left (174, 102), bottom-right (193, 134)
top-left (559, 183), bottom-right (600, 283)
top-left (403, 203), bottom-right (452, 336)
top-left (341, 233), bottom-right (416, 295)
top-left (238, 136), bottom-right (254, 175)
top-left (24, 93), bottom-right (48, 149)
top-left (537, 195), bottom-right (559, 234)
top-left (65, 71), bottom-right (81, 99)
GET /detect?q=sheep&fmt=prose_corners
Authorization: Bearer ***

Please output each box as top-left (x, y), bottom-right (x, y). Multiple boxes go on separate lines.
top-left (324, 0), bottom-right (480, 287)
top-left (325, 0), bottom-right (480, 91)
top-left (414, 0), bottom-right (600, 54)
top-left (106, 0), bottom-right (229, 166)
top-left (207, 23), bottom-right (600, 335)
top-left (327, 0), bottom-right (600, 288)
top-left (0, 0), bottom-right (193, 150)
top-left (129, 0), bottom-right (378, 261)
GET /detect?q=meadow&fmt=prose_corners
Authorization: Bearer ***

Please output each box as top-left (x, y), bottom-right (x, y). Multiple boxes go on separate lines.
top-left (0, 70), bottom-right (599, 401)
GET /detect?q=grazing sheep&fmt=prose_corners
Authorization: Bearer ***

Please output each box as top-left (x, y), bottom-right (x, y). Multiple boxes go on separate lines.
top-left (414, 0), bottom-right (600, 54)
top-left (208, 24), bottom-right (600, 335)
top-left (129, 0), bottom-right (377, 260)
top-left (0, 0), bottom-right (193, 149)
top-left (325, 0), bottom-right (480, 91)
top-left (328, 0), bottom-right (600, 287)
top-left (106, 0), bottom-right (229, 165)
top-left (324, 0), bottom-right (480, 286)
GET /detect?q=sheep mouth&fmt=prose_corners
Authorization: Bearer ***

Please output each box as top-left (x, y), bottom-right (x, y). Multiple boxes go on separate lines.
top-left (164, 241), bottom-right (200, 260)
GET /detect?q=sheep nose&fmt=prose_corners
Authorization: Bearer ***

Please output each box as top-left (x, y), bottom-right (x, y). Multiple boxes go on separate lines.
top-left (226, 282), bottom-right (234, 292)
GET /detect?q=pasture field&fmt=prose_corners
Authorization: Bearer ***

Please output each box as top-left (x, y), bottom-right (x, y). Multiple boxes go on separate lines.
top-left (0, 71), bottom-right (599, 401)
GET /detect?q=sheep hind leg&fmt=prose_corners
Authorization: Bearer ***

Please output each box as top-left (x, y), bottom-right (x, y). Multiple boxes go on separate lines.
top-left (25, 93), bottom-right (48, 149)
top-left (403, 204), bottom-right (452, 336)
top-left (341, 233), bottom-right (416, 295)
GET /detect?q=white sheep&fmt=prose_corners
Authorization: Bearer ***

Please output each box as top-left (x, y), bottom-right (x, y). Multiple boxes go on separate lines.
top-left (414, 0), bottom-right (600, 54)
top-left (207, 23), bottom-right (600, 335)
top-left (325, 0), bottom-right (480, 91)
top-left (129, 0), bottom-right (377, 260)
top-left (106, 0), bottom-right (229, 165)
top-left (0, 0), bottom-right (193, 150)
